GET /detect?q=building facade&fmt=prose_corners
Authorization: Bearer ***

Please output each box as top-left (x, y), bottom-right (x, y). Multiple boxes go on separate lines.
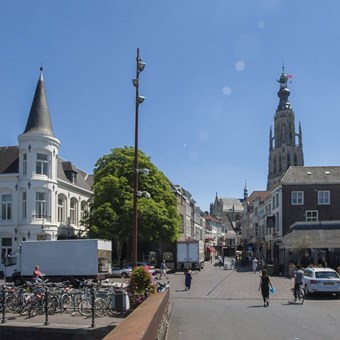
top-left (0, 69), bottom-right (93, 274)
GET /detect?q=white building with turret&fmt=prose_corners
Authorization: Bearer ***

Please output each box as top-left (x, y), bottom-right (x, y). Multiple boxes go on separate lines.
top-left (0, 68), bottom-right (93, 276)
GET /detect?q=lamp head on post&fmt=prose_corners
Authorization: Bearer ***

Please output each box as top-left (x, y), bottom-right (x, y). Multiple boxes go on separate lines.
top-left (132, 48), bottom-right (147, 267)
top-left (138, 61), bottom-right (145, 72)
top-left (136, 191), bottom-right (151, 199)
top-left (138, 96), bottom-right (145, 104)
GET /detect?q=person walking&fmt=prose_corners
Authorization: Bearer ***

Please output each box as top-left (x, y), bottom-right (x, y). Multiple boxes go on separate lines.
top-left (293, 264), bottom-right (304, 302)
top-left (185, 269), bottom-right (193, 290)
top-left (259, 269), bottom-right (273, 307)
top-left (218, 256), bottom-right (223, 269)
top-left (252, 257), bottom-right (258, 273)
top-left (159, 260), bottom-right (169, 280)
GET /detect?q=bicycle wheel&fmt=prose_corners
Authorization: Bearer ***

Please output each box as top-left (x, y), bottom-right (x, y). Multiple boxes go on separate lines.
top-left (94, 298), bottom-right (107, 317)
top-left (5, 295), bottom-right (20, 313)
top-left (298, 288), bottom-right (304, 305)
top-left (47, 295), bottom-right (59, 314)
top-left (78, 299), bottom-right (92, 316)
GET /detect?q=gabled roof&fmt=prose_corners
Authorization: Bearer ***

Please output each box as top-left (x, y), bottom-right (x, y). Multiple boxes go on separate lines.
top-left (0, 146), bottom-right (19, 174)
top-left (281, 166), bottom-right (340, 185)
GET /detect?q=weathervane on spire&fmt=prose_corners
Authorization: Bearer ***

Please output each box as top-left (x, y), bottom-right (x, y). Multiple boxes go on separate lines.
top-left (40, 63), bottom-right (44, 81)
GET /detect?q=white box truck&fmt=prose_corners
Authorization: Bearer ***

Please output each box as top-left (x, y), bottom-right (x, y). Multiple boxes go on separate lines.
top-left (5, 239), bottom-right (112, 286)
top-left (176, 240), bottom-right (204, 271)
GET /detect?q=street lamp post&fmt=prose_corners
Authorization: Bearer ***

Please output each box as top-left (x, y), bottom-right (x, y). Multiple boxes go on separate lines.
top-left (132, 48), bottom-right (146, 266)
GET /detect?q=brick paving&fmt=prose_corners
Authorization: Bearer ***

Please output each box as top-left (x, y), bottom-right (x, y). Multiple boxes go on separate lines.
top-left (169, 261), bottom-right (295, 302)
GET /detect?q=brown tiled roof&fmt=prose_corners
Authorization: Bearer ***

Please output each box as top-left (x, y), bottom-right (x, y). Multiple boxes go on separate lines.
top-left (245, 191), bottom-right (271, 205)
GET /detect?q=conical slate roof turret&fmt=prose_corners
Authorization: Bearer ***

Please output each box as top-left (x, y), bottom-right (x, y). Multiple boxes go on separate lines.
top-left (23, 67), bottom-right (55, 137)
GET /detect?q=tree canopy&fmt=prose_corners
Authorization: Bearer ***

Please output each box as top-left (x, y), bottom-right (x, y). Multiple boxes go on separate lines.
top-left (84, 147), bottom-right (181, 245)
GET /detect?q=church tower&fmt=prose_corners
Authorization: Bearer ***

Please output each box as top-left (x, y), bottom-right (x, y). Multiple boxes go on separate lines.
top-left (266, 67), bottom-right (304, 190)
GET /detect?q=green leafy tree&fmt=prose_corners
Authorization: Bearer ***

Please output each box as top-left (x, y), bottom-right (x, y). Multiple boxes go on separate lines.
top-left (83, 147), bottom-right (181, 262)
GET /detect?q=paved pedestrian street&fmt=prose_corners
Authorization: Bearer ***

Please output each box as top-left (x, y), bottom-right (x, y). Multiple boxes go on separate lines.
top-left (169, 261), bottom-right (294, 302)
top-left (168, 261), bottom-right (340, 340)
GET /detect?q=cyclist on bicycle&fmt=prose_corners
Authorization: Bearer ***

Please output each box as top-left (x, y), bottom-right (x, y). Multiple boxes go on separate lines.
top-left (33, 265), bottom-right (45, 284)
top-left (294, 264), bottom-right (304, 302)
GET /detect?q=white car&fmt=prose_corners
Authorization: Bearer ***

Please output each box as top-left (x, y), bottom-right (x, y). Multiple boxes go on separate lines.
top-left (110, 266), bottom-right (133, 278)
top-left (124, 262), bottom-right (156, 275)
top-left (303, 267), bottom-right (340, 297)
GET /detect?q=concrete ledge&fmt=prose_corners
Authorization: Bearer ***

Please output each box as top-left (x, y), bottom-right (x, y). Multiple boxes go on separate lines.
top-left (104, 290), bottom-right (170, 340)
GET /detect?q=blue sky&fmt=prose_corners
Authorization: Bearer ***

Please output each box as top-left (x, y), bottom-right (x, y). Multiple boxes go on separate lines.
top-left (1, 1), bottom-right (340, 212)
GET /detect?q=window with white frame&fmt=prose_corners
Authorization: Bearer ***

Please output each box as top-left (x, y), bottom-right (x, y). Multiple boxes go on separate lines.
top-left (70, 198), bottom-right (77, 225)
top-left (1, 194), bottom-right (12, 220)
top-left (306, 210), bottom-right (318, 221)
top-left (291, 191), bottom-right (304, 205)
top-left (23, 153), bottom-right (27, 175)
top-left (80, 201), bottom-right (87, 221)
top-left (57, 196), bottom-right (66, 223)
top-left (318, 191), bottom-right (330, 205)
top-left (1, 238), bottom-right (12, 264)
top-left (36, 153), bottom-right (48, 175)
top-left (36, 192), bottom-right (46, 218)
top-left (22, 191), bottom-right (27, 219)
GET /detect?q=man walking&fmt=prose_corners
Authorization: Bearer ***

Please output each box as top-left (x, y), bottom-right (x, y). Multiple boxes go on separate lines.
top-left (252, 257), bottom-right (258, 273)
top-left (159, 260), bottom-right (169, 280)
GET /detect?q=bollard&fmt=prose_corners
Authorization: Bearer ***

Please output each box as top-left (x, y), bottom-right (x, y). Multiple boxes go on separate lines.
top-left (1, 286), bottom-right (6, 324)
top-left (44, 286), bottom-right (49, 326)
top-left (90, 286), bottom-right (95, 328)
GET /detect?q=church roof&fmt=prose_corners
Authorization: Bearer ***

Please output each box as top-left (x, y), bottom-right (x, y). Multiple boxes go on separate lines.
top-left (220, 198), bottom-right (243, 212)
top-left (23, 67), bottom-right (55, 137)
top-left (281, 166), bottom-right (340, 185)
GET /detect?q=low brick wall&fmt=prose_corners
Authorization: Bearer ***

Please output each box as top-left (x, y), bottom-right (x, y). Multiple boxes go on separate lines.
top-left (104, 289), bottom-right (170, 340)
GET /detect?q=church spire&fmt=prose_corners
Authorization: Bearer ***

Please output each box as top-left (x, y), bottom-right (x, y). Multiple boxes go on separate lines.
top-left (276, 65), bottom-right (292, 111)
top-left (243, 181), bottom-right (248, 200)
top-left (23, 66), bottom-right (55, 137)
top-left (267, 66), bottom-right (304, 190)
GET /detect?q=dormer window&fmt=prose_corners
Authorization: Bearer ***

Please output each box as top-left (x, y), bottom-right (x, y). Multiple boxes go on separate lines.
top-left (62, 161), bottom-right (78, 184)
top-left (36, 153), bottom-right (48, 175)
